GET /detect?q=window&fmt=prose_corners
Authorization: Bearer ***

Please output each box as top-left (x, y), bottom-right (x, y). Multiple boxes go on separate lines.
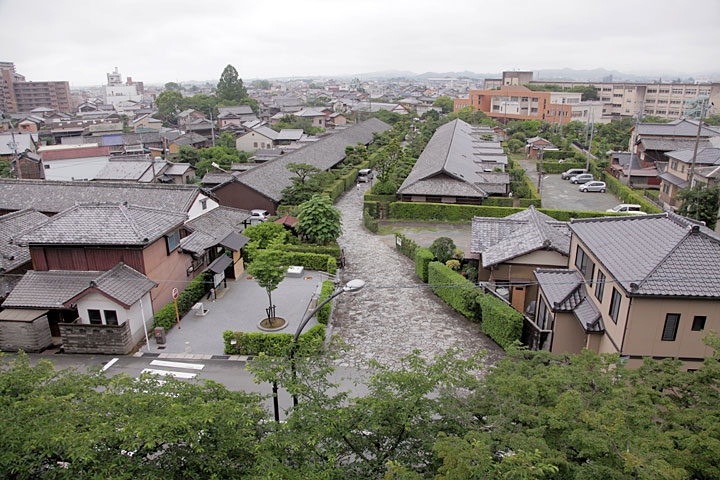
top-left (253, 142), bottom-right (258, 148)
top-left (647, 88), bottom-right (657, 94)
top-left (536, 298), bottom-right (552, 330)
top-left (200, 198), bottom-right (207, 210)
top-left (686, 89), bottom-right (696, 95)
top-left (166, 230), bottom-right (180, 253)
top-left (609, 288), bottom-right (622, 324)
top-left (672, 89), bottom-right (683, 95)
top-left (88, 309), bottom-right (102, 325)
top-left (574, 245), bottom-right (594, 280)
top-left (659, 89), bottom-right (669, 94)
top-left (662, 314), bottom-right (680, 341)
top-left (104, 310), bottom-right (118, 326)
top-left (595, 270), bottom-right (606, 301)
top-left (691, 316), bottom-right (706, 331)
top-left (663, 183), bottom-right (670, 194)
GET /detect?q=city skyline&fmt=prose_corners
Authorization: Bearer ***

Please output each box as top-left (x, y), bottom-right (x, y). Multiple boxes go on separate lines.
top-left (1, 0), bottom-right (719, 86)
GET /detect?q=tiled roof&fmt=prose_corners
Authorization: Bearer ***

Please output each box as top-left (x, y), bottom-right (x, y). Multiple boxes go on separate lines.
top-left (0, 179), bottom-right (203, 214)
top-left (569, 213), bottom-right (720, 297)
top-left (17, 203), bottom-right (186, 246)
top-left (637, 119), bottom-right (719, 137)
top-left (218, 105), bottom-right (254, 117)
top-left (534, 269), bottom-right (603, 333)
top-left (640, 137), bottom-right (710, 151)
top-left (276, 129), bottom-right (304, 141)
top-left (164, 163), bottom-right (193, 175)
top-left (471, 206), bottom-right (570, 267)
top-left (72, 263), bottom-right (156, 307)
top-left (398, 119), bottom-right (509, 198)
top-left (93, 160), bottom-right (165, 181)
top-left (231, 118), bottom-right (391, 202)
top-left (665, 147), bottom-right (720, 166)
top-left (658, 171), bottom-right (689, 188)
top-left (0, 209), bottom-right (49, 272)
top-left (181, 206), bottom-right (251, 254)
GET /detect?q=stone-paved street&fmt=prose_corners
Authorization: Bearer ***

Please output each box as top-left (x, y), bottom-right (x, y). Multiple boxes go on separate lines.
top-left (331, 184), bottom-right (504, 369)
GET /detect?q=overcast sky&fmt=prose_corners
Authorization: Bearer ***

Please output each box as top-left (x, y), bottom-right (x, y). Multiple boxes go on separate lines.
top-left (1, 0), bottom-right (719, 86)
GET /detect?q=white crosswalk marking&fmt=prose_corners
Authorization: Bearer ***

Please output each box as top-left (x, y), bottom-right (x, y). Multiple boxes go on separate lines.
top-left (149, 360), bottom-right (205, 370)
top-left (141, 368), bottom-right (197, 379)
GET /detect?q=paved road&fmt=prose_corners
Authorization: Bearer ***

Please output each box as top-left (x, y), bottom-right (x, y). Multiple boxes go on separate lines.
top-left (516, 158), bottom-right (621, 212)
top-left (331, 184), bottom-right (504, 369)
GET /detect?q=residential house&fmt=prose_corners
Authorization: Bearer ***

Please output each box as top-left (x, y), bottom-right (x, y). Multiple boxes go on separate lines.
top-left (12, 151), bottom-right (44, 179)
top-left (0, 209), bottom-right (49, 301)
top-left (185, 118), bottom-right (215, 137)
top-left (236, 126), bottom-right (278, 152)
top-left (18, 115), bottom-right (44, 133)
top-left (397, 119), bottom-right (510, 205)
top-left (217, 106), bottom-right (257, 129)
top-left (525, 137), bottom-right (556, 160)
top-left (275, 129), bottom-right (304, 144)
top-left (39, 144), bottom-right (111, 181)
top-left (468, 206), bottom-right (570, 312)
top-left (293, 108), bottom-right (327, 128)
top-left (632, 119), bottom-right (719, 164)
top-left (327, 112), bottom-right (347, 127)
top-left (211, 118), bottom-right (391, 214)
top-left (131, 114), bottom-right (163, 132)
top-left (177, 109), bottom-right (207, 127)
top-left (166, 133), bottom-right (209, 156)
top-left (609, 152), bottom-right (660, 189)
top-left (532, 213), bottom-right (720, 370)
top-left (0, 132), bottom-right (37, 161)
top-left (659, 148), bottom-right (720, 208)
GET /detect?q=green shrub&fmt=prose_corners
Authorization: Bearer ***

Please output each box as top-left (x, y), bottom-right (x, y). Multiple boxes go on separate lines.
top-left (428, 262), bottom-right (479, 320)
top-left (316, 280), bottom-right (335, 325)
top-left (364, 200), bottom-right (379, 218)
top-left (395, 233), bottom-right (417, 259)
top-left (325, 178), bottom-right (346, 201)
top-left (271, 251), bottom-right (335, 271)
top-left (477, 294), bottom-right (523, 349)
top-left (372, 180), bottom-right (398, 195)
top-left (430, 237), bottom-right (456, 263)
top-left (538, 161), bottom-right (585, 174)
top-left (222, 324), bottom-right (325, 355)
top-left (601, 172), bottom-right (663, 214)
top-left (153, 272), bottom-right (212, 330)
top-left (414, 247), bottom-right (434, 282)
top-left (483, 197), bottom-right (514, 207)
top-left (519, 198), bottom-right (542, 208)
top-left (446, 259), bottom-right (460, 270)
top-left (276, 204), bottom-right (300, 216)
top-left (326, 257), bottom-right (337, 275)
top-left (542, 150), bottom-right (576, 160)
top-left (284, 243), bottom-right (341, 259)
top-left (364, 193), bottom-right (398, 202)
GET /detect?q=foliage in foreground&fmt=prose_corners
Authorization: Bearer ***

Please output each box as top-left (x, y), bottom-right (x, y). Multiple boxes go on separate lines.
top-left (2, 334), bottom-right (719, 479)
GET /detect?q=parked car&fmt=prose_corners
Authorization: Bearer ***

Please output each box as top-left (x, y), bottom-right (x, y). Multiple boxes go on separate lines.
top-left (561, 168), bottom-right (588, 180)
top-left (579, 181), bottom-right (607, 193)
top-left (606, 204), bottom-right (647, 215)
top-left (249, 209), bottom-right (269, 222)
top-left (357, 168), bottom-right (373, 183)
top-left (570, 173), bottom-right (594, 184)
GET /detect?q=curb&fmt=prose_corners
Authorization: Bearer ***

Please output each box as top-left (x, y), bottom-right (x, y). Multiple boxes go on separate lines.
top-left (133, 352), bottom-right (252, 362)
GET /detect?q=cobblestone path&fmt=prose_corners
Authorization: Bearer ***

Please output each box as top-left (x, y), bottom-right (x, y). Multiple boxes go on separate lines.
top-left (331, 184), bottom-right (505, 369)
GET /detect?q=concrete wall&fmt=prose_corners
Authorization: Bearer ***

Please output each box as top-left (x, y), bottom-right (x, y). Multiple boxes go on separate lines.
top-left (60, 320), bottom-right (133, 354)
top-left (236, 131), bottom-right (274, 152)
top-left (0, 315), bottom-right (53, 352)
top-left (75, 291), bottom-right (153, 346)
top-left (43, 156), bottom-right (109, 181)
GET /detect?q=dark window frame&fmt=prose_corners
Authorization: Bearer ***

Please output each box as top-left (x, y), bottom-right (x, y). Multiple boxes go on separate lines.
top-left (104, 310), bottom-right (119, 326)
top-left (595, 270), bottom-right (606, 301)
top-left (609, 288), bottom-right (621, 324)
top-left (691, 316), bottom-right (706, 332)
top-left (662, 313), bottom-right (680, 341)
top-left (88, 309), bottom-right (102, 325)
top-left (166, 230), bottom-right (180, 254)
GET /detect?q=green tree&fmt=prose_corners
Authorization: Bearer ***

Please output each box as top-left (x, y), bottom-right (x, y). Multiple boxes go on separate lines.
top-left (705, 114), bottom-right (720, 126)
top-left (216, 64), bottom-right (248, 102)
top-left (296, 194), bottom-right (342, 245)
top-left (281, 162), bottom-right (324, 205)
top-left (251, 79), bottom-right (272, 90)
top-left (375, 138), bottom-right (403, 183)
top-left (154, 90), bottom-right (184, 124)
top-left (0, 160), bottom-right (14, 178)
top-left (247, 250), bottom-right (287, 324)
top-left (430, 237), bottom-right (456, 263)
top-left (507, 138), bottom-right (524, 153)
top-left (164, 81), bottom-right (181, 91)
top-left (433, 95), bottom-right (454, 113)
top-left (569, 85), bottom-right (599, 101)
top-left (677, 184), bottom-right (720, 229)
top-left (218, 131), bottom-right (236, 149)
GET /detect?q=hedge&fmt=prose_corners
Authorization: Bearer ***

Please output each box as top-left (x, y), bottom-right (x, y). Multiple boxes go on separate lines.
top-left (364, 193), bottom-right (398, 203)
top-left (538, 161), bottom-right (586, 174)
top-left (363, 200), bottom-right (379, 233)
top-left (477, 294), bottom-right (523, 349)
top-left (222, 324), bottom-right (325, 355)
top-left (326, 257), bottom-right (337, 275)
top-left (600, 171), bottom-right (663, 214)
top-left (326, 178), bottom-right (346, 201)
top-left (316, 280), bottom-right (335, 325)
top-left (519, 198), bottom-right (542, 208)
top-left (395, 233), bottom-right (418, 260)
top-left (542, 150), bottom-right (576, 160)
top-left (427, 261), bottom-right (479, 321)
top-left (274, 251), bottom-right (336, 271)
top-left (483, 197), bottom-right (514, 207)
top-left (388, 201), bottom-right (622, 222)
top-left (153, 272), bottom-right (212, 331)
top-left (276, 204), bottom-right (300, 217)
top-left (285, 243), bottom-right (341, 259)
top-left (414, 247), bottom-right (434, 282)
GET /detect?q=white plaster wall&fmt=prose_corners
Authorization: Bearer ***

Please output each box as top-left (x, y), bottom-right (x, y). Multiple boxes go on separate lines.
top-left (75, 291), bottom-right (154, 344)
top-left (43, 156), bottom-right (110, 181)
top-left (187, 193), bottom-right (219, 220)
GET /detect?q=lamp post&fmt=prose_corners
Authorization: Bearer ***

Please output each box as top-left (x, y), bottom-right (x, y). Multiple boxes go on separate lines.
top-left (211, 161), bottom-right (230, 174)
top-left (287, 279), bottom-right (365, 408)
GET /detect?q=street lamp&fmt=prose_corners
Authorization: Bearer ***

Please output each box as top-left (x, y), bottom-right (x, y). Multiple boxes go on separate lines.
top-left (211, 161), bottom-right (230, 174)
top-left (284, 279), bottom-right (365, 411)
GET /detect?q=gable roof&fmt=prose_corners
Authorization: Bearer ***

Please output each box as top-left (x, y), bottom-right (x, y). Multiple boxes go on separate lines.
top-left (217, 105), bottom-right (254, 117)
top-left (0, 179), bottom-right (204, 214)
top-left (181, 206), bottom-right (251, 254)
top-left (64, 262), bottom-right (157, 308)
top-left (276, 129), bottom-right (304, 141)
top-left (470, 206), bottom-right (570, 267)
top-left (398, 119), bottom-right (509, 198)
top-left (636, 119), bottom-right (720, 138)
top-left (17, 203), bottom-right (186, 246)
top-left (665, 147), bottom-right (720, 166)
top-left (534, 269), bottom-right (603, 333)
top-left (227, 118), bottom-right (391, 202)
top-left (569, 213), bottom-right (720, 297)
top-left (0, 209), bottom-right (49, 298)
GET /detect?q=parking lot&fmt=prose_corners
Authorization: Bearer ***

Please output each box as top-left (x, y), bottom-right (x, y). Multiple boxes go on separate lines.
top-left (516, 159), bottom-right (621, 212)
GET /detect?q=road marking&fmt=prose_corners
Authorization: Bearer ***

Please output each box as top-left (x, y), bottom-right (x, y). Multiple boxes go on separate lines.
top-left (102, 357), bottom-right (119, 372)
top-left (141, 368), bottom-right (197, 379)
top-left (150, 360), bottom-right (205, 370)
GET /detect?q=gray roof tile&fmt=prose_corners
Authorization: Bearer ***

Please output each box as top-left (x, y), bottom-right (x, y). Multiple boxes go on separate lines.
top-left (181, 206), bottom-right (251, 254)
top-left (534, 269), bottom-right (603, 333)
top-left (637, 119), bottom-right (719, 137)
top-left (0, 209), bottom-right (49, 272)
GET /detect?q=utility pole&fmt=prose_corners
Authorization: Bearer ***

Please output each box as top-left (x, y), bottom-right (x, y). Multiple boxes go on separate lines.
top-left (688, 97), bottom-right (709, 189)
top-left (210, 109), bottom-right (216, 148)
top-left (537, 146), bottom-right (545, 196)
top-left (585, 110), bottom-right (595, 172)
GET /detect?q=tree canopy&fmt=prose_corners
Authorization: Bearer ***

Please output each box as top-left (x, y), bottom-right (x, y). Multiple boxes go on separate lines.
top-left (296, 194), bottom-right (342, 245)
top-left (432, 95), bottom-right (454, 113)
top-left (677, 184), bottom-right (720, 229)
top-left (216, 64), bottom-right (248, 102)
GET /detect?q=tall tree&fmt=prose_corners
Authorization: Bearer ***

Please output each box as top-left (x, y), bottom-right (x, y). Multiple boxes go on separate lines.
top-left (247, 250), bottom-right (287, 324)
top-left (374, 138), bottom-right (403, 183)
top-left (216, 64), bottom-right (248, 102)
top-left (154, 90), bottom-right (184, 124)
top-left (677, 184), bottom-right (720, 229)
top-left (296, 194), bottom-right (342, 245)
top-left (433, 95), bottom-right (454, 114)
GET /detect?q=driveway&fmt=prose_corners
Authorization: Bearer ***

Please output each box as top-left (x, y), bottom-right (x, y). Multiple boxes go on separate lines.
top-left (159, 274), bottom-right (327, 355)
top-left (377, 222), bottom-right (472, 253)
top-left (331, 184), bottom-right (504, 369)
top-left (516, 158), bottom-right (621, 212)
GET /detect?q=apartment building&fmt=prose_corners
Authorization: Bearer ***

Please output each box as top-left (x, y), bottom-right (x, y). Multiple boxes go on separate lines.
top-left (454, 86), bottom-right (581, 125)
top-left (0, 62), bottom-right (71, 113)
top-left (532, 213), bottom-right (720, 371)
top-left (529, 79), bottom-right (719, 121)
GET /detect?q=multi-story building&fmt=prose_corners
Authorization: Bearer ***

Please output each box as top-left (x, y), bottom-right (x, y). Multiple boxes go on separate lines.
top-left (0, 62), bottom-right (71, 113)
top-left (483, 71), bottom-right (534, 90)
top-left (529, 79), bottom-right (720, 121)
top-left (103, 67), bottom-right (142, 107)
top-left (532, 213), bottom-right (720, 371)
top-left (454, 86), bottom-right (582, 125)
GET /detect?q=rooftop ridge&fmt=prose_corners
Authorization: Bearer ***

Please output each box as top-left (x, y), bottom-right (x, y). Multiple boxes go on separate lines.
top-left (570, 212), bottom-right (668, 224)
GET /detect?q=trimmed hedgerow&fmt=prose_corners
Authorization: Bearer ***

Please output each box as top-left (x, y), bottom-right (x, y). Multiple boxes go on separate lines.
top-left (326, 257), bottom-right (337, 275)
top-left (427, 261), bottom-right (479, 320)
top-left (519, 198), bottom-right (542, 208)
top-left (395, 233), bottom-right (418, 260)
top-left (273, 251), bottom-right (335, 271)
top-left (539, 161), bottom-right (586, 174)
top-left (482, 197), bottom-right (514, 207)
top-left (414, 247), bottom-right (434, 283)
top-left (153, 272), bottom-right (213, 331)
top-left (477, 294), bottom-right (523, 349)
top-left (317, 280), bottom-right (335, 325)
top-left (600, 171), bottom-right (663, 214)
top-left (284, 243), bottom-right (341, 259)
top-left (222, 324), bottom-right (325, 356)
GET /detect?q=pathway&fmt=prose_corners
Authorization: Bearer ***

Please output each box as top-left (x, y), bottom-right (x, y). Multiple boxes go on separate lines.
top-left (330, 184), bottom-right (504, 369)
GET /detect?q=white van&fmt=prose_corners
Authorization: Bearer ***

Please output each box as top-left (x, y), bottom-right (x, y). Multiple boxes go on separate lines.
top-left (357, 169), bottom-right (373, 183)
top-left (606, 204), bottom-right (646, 215)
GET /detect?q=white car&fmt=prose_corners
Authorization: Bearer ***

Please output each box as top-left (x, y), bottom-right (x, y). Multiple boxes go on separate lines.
top-left (249, 209), bottom-right (269, 222)
top-left (578, 181), bottom-right (606, 193)
top-left (606, 204), bottom-right (646, 215)
top-left (561, 168), bottom-right (587, 180)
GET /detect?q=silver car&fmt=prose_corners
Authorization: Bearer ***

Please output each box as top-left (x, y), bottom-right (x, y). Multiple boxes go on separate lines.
top-left (570, 173), bottom-right (594, 184)
top-left (579, 181), bottom-right (607, 193)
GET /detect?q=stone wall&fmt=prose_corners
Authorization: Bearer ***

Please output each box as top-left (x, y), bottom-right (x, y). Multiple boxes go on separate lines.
top-left (0, 316), bottom-right (53, 352)
top-left (59, 321), bottom-right (133, 355)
